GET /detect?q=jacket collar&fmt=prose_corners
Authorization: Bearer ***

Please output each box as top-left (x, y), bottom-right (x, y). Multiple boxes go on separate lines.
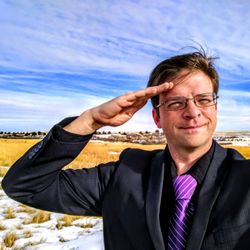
top-left (146, 150), bottom-right (165, 250)
top-left (186, 142), bottom-right (229, 250)
top-left (145, 142), bottom-right (230, 250)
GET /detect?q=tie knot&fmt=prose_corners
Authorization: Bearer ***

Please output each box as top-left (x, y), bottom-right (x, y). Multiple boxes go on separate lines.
top-left (172, 174), bottom-right (197, 200)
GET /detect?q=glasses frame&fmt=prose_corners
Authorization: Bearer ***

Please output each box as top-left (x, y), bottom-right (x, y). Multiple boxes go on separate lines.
top-left (156, 92), bottom-right (219, 111)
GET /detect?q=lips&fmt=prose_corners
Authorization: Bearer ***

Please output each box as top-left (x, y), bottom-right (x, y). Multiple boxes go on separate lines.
top-left (178, 124), bottom-right (206, 129)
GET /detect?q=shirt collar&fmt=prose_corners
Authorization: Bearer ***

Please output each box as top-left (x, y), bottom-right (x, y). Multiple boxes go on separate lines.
top-left (165, 140), bottom-right (216, 184)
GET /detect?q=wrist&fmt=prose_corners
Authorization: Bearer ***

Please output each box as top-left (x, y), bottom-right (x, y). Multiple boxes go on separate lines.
top-left (63, 109), bottom-right (103, 135)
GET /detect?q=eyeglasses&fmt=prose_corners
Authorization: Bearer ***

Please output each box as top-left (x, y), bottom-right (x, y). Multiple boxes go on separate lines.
top-left (156, 92), bottom-right (219, 111)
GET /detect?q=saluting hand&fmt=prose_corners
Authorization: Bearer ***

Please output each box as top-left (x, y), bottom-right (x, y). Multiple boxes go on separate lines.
top-left (64, 82), bottom-right (174, 135)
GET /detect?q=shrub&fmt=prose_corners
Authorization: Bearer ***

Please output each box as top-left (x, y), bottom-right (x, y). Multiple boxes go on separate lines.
top-left (23, 211), bottom-right (50, 224)
top-left (3, 232), bottom-right (18, 248)
top-left (0, 223), bottom-right (6, 231)
top-left (4, 207), bottom-right (16, 219)
top-left (17, 204), bottom-right (36, 214)
top-left (56, 214), bottom-right (82, 229)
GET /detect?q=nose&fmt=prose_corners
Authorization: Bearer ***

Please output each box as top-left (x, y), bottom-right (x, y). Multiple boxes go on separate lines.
top-left (182, 99), bottom-right (201, 119)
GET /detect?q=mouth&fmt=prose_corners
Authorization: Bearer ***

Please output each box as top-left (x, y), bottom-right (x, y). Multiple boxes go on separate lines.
top-left (180, 124), bottom-right (204, 129)
top-left (178, 124), bottom-right (207, 132)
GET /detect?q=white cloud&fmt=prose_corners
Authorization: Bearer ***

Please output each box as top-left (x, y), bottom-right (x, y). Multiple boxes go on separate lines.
top-left (1, 87), bottom-right (250, 132)
top-left (217, 89), bottom-right (250, 131)
top-left (2, 0), bottom-right (250, 76)
top-left (0, 0), bottom-right (250, 131)
top-left (0, 90), bottom-right (108, 131)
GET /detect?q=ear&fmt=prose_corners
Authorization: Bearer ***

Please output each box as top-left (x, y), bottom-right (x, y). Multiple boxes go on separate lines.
top-left (152, 108), bottom-right (162, 128)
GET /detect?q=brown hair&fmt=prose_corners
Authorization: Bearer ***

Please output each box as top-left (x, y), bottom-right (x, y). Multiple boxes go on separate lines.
top-left (147, 48), bottom-right (219, 108)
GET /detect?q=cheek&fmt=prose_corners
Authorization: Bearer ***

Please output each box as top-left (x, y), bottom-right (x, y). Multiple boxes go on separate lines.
top-left (206, 107), bottom-right (217, 118)
top-left (202, 108), bottom-right (217, 126)
top-left (158, 112), bottom-right (176, 128)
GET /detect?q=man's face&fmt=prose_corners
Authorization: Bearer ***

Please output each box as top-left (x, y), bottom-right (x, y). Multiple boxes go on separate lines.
top-left (153, 70), bottom-right (217, 151)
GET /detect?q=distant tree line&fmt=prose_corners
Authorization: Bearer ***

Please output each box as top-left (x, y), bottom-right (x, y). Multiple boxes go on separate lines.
top-left (0, 131), bottom-right (47, 139)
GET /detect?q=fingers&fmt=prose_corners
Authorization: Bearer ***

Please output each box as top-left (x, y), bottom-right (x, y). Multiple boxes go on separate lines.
top-left (146, 81), bottom-right (174, 96)
top-left (87, 82), bottom-right (174, 128)
top-left (108, 81), bottom-right (174, 112)
top-left (125, 81), bottom-right (174, 102)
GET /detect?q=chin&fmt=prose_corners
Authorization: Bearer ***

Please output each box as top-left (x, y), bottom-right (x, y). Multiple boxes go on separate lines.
top-left (171, 132), bottom-right (212, 149)
top-left (180, 136), bottom-right (212, 150)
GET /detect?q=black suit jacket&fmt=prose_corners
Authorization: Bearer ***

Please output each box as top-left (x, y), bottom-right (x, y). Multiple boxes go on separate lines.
top-left (2, 124), bottom-right (250, 250)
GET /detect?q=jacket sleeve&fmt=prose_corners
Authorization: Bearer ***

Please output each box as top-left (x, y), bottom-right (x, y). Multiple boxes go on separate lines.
top-left (1, 118), bottom-right (118, 216)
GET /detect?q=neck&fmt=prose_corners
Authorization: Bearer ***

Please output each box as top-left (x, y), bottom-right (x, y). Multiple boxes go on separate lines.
top-left (168, 141), bottom-right (213, 175)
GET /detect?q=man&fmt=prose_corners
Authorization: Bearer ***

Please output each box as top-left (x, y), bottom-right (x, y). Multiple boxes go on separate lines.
top-left (2, 49), bottom-right (250, 250)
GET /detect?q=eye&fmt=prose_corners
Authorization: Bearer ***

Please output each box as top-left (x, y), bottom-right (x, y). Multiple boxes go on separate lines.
top-left (196, 95), bottom-right (213, 105)
top-left (166, 100), bottom-right (184, 109)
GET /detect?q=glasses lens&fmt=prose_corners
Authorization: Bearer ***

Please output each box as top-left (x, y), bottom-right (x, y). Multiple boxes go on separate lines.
top-left (158, 93), bottom-right (218, 111)
top-left (165, 97), bottom-right (186, 111)
top-left (195, 93), bottom-right (216, 107)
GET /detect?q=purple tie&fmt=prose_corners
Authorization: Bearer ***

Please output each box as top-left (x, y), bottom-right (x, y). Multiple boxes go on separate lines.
top-left (168, 174), bottom-right (197, 250)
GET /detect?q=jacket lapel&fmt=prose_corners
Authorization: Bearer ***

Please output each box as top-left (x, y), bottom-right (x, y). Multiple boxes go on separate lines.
top-left (146, 151), bottom-right (165, 250)
top-left (186, 143), bottom-right (229, 250)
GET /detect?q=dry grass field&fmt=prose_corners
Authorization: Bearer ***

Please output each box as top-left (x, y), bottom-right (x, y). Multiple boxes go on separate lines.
top-left (0, 138), bottom-right (165, 174)
top-left (0, 139), bottom-right (39, 167)
top-left (0, 138), bottom-right (249, 249)
top-left (0, 138), bottom-right (249, 175)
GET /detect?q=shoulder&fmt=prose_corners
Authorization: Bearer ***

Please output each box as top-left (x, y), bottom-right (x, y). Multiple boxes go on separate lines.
top-left (120, 147), bottom-right (162, 158)
top-left (214, 141), bottom-right (246, 160)
top-left (221, 145), bottom-right (250, 171)
top-left (117, 147), bottom-right (164, 168)
top-left (227, 148), bottom-right (246, 160)
top-left (120, 147), bottom-right (163, 161)
top-left (213, 142), bottom-right (250, 182)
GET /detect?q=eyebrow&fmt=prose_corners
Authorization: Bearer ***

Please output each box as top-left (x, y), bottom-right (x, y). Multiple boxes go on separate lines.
top-left (164, 96), bottom-right (186, 101)
top-left (162, 93), bottom-right (213, 101)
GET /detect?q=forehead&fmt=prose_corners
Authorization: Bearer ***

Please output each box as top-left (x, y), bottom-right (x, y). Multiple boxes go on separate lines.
top-left (162, 70), bottom-right (213, 98)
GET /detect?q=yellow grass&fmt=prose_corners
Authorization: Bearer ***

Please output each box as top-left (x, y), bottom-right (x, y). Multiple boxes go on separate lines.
top-left (80, 223), bottom-right (94, 228)
top-left (0, 138), bottom-right (166, 170)
top-left (0, 139), bottom-right (249, 173)
top-left (0, 167), bottom-right (8, 177)
top-left (17, 204), bottom-right (36, 214)
top-left (66, 141), bottom-right (166, 169)
top-left (0, 223), bottom-right (6, 231)
top-left (0, 139), bottom-right (38, 167)
top-left (3, 232), bottom-right (18, 247)
top-left (56, 214), bottom-right (82, 229)
top-left (66, 142), bottom-right (250, 168)
top-left (4, 207), bottom-right (16, 219)
top-left (23, 211), bottom-right (51, 224)
top-left (23, 230), bottom-right (33, 238)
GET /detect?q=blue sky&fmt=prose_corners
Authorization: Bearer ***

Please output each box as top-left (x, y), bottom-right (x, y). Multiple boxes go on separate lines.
top-left (1, 0), bottom-right (250, 132)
